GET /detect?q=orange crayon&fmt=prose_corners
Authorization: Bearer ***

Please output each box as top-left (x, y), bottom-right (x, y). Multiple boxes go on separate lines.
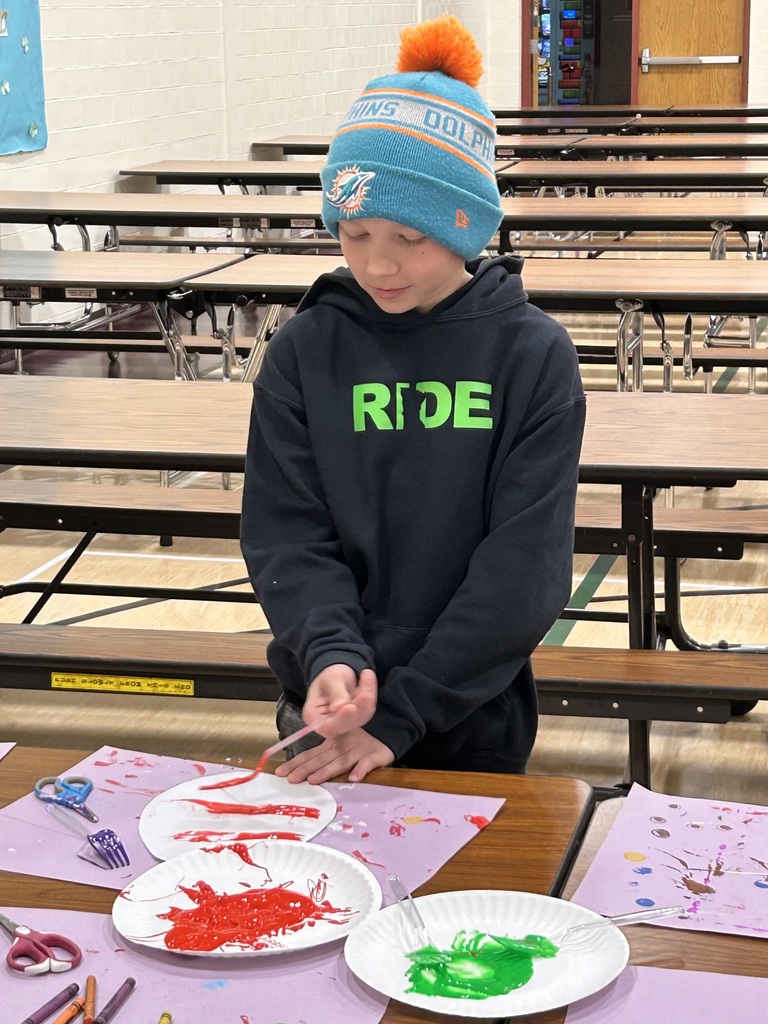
top-left (50, 996), bottom-right (85, 1024)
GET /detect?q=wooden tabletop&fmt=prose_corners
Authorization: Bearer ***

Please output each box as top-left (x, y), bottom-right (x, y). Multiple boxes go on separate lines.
top-left (117, 159), bottom-right (520, 186)
top-left (249, 134), bottom-right (588, 156)
top-left (497, 158), bottom-right (768, 189)
top-left (495, 194), bottom-right (768, 234)
top-left (0, 250), bottom-right (243, 291)
top-left (120, 158), bottom-right (327, 185)
top-left (1, 378), bottom-right (768, 489)
top-left (632, 115), bottom-right (768, 133)
top-left (496, 116), bottom-right (637, 135)
top-left (493, 104), bottom-right (672, 118)
top-left (12, 192), bottom-right (768, 251)
top-left (0, 377), bottom-right (253, 471)
top-left (570, 132), bottom-right (768, 156)
top-left (190, 252), bottom-right (768, 315)
top-left (0, 189), bottom-right (326, 228)
top-left (0, 745), bottom-right (592, 1024)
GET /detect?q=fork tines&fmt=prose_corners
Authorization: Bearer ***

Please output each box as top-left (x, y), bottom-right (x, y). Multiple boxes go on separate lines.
top-left (87, 829), bottom-right (130, 869)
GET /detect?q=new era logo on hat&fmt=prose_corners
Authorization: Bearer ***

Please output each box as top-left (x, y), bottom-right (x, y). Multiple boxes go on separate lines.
top-left (455, 209), bottom-right (470, 229)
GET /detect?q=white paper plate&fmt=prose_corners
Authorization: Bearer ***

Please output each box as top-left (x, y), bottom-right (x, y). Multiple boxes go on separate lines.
top-left (113, 840), bottom-right (382, 957)
top-left (344, 890), bottom-right (629, 1018)
top-left (139, 770), bottom-right (336, 860)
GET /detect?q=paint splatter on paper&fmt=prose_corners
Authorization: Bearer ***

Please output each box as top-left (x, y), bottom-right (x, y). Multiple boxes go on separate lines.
top-left (572, 785), bottom-right (768, 938)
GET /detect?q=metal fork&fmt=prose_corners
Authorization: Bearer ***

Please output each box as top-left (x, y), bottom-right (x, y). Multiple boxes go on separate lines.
top-left (46, 804), bottom-right (130, 870)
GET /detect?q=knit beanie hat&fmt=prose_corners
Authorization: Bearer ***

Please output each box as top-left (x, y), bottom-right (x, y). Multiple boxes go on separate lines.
top-left (321, 15), bottom-right (502, 262)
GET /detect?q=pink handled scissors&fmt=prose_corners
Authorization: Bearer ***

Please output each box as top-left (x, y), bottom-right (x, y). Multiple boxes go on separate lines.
top-left (0, 911), bottom-right (82, 975)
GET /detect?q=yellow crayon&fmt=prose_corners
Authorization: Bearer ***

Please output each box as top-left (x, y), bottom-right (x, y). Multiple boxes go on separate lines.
top-left (156, 1014), bottom-right (173, 1024)
top-left (50, 996), bottom-right (86, 1024)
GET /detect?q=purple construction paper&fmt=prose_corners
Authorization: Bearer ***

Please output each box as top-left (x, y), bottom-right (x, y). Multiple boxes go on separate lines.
top-left (566, 965), bottom-right (768, 1023)
top-left (0, 746), bottom-right (243, 888)
top-left (2, 903), bottom-right (388, 1024)
top-left (0, 742), bottom-right (15, 761)
top-left (571, 784), bottom-right (768, 939)
top-left (318, 780), bottom-right (502, 899)
top-left (0, 746), bottom-right (504, 895)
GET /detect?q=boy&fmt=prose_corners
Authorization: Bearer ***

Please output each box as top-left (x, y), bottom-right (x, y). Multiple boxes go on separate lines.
top-left (241, 15), bottom-right (586, 785)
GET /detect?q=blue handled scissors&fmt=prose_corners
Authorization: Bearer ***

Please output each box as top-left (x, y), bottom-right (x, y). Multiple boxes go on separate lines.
top-left (34, 775), bottom-right (99, 823)
top-left (0, 911), bottom-right (82, 975)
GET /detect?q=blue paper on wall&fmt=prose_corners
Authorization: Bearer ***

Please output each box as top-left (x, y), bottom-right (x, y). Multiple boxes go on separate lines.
top-left (0, 1), bottom-right (48, 155)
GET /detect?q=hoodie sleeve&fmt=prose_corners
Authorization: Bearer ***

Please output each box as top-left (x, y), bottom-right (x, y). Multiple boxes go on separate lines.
top-left (363, 351), bottom-right (586, 760)
top-left (240, 330), bottom-right (375, 692)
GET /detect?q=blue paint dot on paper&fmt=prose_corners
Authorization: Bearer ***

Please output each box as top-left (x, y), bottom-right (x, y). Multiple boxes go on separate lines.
top-left (628, 881), bottom-right (640, 887)
top-left (754, 881), bottom-right (768, 889)
top-left (636, 898), bottom-right (656, 907)
top-left (633, 866), bottom-right (653, 874)
top-left (202, 979), bottom-right (228, 990)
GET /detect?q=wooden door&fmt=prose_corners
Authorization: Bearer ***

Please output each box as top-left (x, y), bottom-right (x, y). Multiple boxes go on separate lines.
top-left (634, 0), bottom-right (749, 105)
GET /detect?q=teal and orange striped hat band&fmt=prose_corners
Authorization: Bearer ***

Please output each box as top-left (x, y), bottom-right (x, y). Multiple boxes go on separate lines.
top-left (321, 16), bottom-right (503, 261)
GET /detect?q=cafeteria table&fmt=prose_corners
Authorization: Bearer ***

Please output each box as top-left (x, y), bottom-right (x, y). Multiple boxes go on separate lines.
top-left (630, 115), bottom-right (768, 134)
top-left (3, 379), bottom-right (768, 657)
top-left (492, 103), bottom-right (671, 118)
top-left (497, 158), bottom-right (768, 196)
top-left (19, 189), bottom-right (768, 261)
top-left (249, 134), bottom-right (586, 159)
top-left (496, 116), bottom-right (637, 135)
top-left (120, 158), bottom-right (521, 190)
top-left (496, 194), bottom-right (768, 258)
top-left (0, 189), bottom-right (327, 250)
top-left (0, 250), bottom-right (245, 379)
top-left (569, 132), bottom-right (768, 158)
top-left (0, 744), bottom-right (595, 1024)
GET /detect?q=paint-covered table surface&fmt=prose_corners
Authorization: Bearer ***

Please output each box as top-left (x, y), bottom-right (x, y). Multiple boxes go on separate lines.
top-left (0, 746), bottom-right (592, 1023)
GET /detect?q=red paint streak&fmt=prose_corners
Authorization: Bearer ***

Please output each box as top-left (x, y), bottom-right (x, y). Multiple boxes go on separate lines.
top-left (422, 817), bottom-right (441, 824)
top-left (361, 832), bottom-right (370, 838)
top-left (114, 947), bottom-right (125, 952)
top-left (105, 779), bottom-right (125, 787)
top-left (126, 756), bottom-right (155, 768)
top-left (352, 849), bottom-right (386, 868)
top-left (240, 1018), bottom-right (251, 1024)
top-left (191, 763), bottom-right (207, 776)
top-left (158, 879), bottom-right (353, 952)
top-left (93, 749), bottom-right (119, 767)
top-left (200, 750), bottom-right (271, 790)
top-left (124, 774), bottom-right (138, 779)
top-left (464, 814), bottom-right (490, 830)
top-left (202, 843), bottom-right (260, 865)
top-left (173, 829), bottom-right (303, 843)
top-left (180, 798), bottom-right (320, 819)
top-left (389, 822), bottom-right (406, 837)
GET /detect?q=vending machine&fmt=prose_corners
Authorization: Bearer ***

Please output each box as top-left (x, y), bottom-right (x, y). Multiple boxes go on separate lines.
top-left (540, 0), bottom-right (596, 106)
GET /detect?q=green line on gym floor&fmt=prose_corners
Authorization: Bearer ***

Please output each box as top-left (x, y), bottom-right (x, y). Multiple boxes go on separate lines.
top-left (544, 553), bottom-right (618, 646)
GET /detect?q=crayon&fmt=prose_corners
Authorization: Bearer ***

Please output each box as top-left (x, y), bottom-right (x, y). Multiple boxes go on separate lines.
top-left (83, 977), bottom-right (97, 1024)
top-left (156, 1014), bottom-right (173, 1024)
top-left (19, 983), bottom-right (80, 1024)
top-left (50, 997), bottom-right (85, 1024)
top-left (91, 977), bottom-right (136, 1024)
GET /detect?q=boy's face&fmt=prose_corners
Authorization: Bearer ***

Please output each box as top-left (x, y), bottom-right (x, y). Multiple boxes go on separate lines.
top-left (338, 218), bottom-right (471, 314)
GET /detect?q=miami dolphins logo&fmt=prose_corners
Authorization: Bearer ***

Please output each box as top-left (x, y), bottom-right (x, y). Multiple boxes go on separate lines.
top-left (325, 165), bottom-right (375, 217)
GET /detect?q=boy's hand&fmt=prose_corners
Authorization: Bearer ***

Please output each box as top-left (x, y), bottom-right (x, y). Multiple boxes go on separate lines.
top-left (275, 728), bottom-right (394, 785)
top-left (303, 664), bottom-right (378, 737)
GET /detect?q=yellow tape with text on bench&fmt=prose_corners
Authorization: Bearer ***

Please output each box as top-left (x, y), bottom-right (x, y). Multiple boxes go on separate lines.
top-left (52, 673), bottom-right (195, 696)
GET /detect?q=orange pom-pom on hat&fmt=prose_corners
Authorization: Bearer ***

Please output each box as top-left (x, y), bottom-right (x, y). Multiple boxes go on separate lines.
top-left (321, 15), bottom-right (502, 261)
top-left (397, 14), bottom-right (484, 88)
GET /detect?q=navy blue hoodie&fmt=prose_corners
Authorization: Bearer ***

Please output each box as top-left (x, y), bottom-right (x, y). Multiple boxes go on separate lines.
top-left (241, 255), bottom-right (586, 767)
